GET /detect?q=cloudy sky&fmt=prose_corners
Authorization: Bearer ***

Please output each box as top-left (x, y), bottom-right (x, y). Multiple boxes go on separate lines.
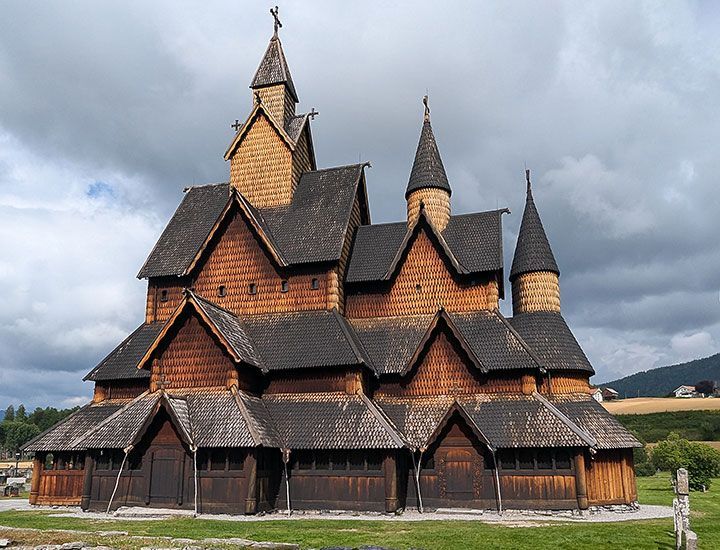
top-left (2, 1), bottom-right (720, 409)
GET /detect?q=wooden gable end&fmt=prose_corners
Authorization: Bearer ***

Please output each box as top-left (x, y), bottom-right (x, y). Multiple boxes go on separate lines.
top-left (346, 227), bottom-right (499, 318)
top-left (149, 312), bottom-right (250, 392)
top-left (146, 277), bottom-right (188, 323)
top-left (192, 208), bottom-right (333, 315)
top-left (229, 111), bottom-right (294, 208)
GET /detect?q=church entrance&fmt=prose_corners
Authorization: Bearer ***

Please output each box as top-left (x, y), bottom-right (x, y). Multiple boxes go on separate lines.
top-left (148, 447), bottom-right (185, 506)
top-left (441, 448), bottom-right (475, 501)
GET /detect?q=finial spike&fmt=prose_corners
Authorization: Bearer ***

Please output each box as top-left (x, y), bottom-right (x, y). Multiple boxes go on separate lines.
top-left (422, 95), bottom-right (430, 122)
top-left (525, 168), bottom-right (531, 192)
top-left (270, 6), bottom-right (282, 37)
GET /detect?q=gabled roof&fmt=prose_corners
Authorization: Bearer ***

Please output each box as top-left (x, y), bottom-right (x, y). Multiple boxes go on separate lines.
top-left (250, 35), bottom-right (298, 102)
top-left (509, 311), bottom-right (595, 374)
top-left (346, 209), bottom-right (506, 284)
top-left (138, 165), bottom-right (369, 279)
top-left (262, 392), bottom-right (405, 449)
top-left (224, 102), bottom-right (298, 161)
top-left (406, 118), bottom-right (451, 197)
top-left (510, 181), bottom-right (559, 280)
top-left (137, 291), bottom-right (264, 372)
top-left (84, 323), bottom-right (161, 381)
top-left (137, 183), bottom-right (229, 279)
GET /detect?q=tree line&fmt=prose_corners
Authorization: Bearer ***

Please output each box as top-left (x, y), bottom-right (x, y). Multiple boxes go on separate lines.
top-left (1, 404), bottom-right (78, 457)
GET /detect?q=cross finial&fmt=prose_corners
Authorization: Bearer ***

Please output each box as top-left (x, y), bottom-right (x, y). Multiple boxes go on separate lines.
top-left (525, 168), bottom-right (531, 192)
top-left (309, 107), bottom-right (319, 120)
top-left (231, 119), bottom-right (242, 132)
top-left (270, 6), bottom-right (282, 36)
top-left (157, 373), bottom-right (168, 391)
top-left (422, 95), bottom-right (430, 122)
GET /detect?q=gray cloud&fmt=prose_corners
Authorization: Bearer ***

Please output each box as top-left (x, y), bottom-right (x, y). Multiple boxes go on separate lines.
top-left (1, 1), bottom-right (720, 407)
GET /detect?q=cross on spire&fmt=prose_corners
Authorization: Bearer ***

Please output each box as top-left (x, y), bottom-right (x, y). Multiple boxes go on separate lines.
top-left (309, 107), bottom-right (319, 120)
top-left (423, 95), bottom-right (430, 122)
top-left (270, 6), bottom-right (282, 36)
top-left (526, 168), bottom-right (531, 192)
top-left (231, 119), bottom-right (242, 132)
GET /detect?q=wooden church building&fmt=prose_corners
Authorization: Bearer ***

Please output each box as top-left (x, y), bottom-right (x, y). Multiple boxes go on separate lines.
top-left (24, 13), bottom-right (640, 514)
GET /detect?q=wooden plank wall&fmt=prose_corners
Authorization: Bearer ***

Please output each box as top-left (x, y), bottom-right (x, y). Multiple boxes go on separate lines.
top-left (586, 449), bottom-right (636, 505)
top-left (36, 469), bottom-right (83, 506)
top-left (345, 231), bottom-right (499, 318)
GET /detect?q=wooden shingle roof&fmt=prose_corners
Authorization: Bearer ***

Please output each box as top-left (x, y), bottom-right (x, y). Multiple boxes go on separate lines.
top-left (405, 119), bottom-right (451, 197)
top-left (510, 184), bottom-right (559, 280)
top-left (84, 323), bottom-right (161, 381)
top-left (250, 35), bottom-right (298, 102)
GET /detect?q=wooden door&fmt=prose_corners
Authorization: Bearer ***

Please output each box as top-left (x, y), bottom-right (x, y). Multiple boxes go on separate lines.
top-left (443, 448), bottom-right (474, 500)
top-left (148, 448), bottom-right (184, 506)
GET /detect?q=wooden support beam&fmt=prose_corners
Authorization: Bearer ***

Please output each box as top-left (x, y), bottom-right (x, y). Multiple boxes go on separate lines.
top-left (621, 450), bottom-right (632, 505)
top-left (29, 455), bottom-right (42, 505)
top-left (80, 453), bottom-right (95, 511)
top-left (384, 452), bottom-right (398, 513)
top-left (244, 450), bottom-right (258, 514)
top-left (574, 449), bottom-right (589, 510)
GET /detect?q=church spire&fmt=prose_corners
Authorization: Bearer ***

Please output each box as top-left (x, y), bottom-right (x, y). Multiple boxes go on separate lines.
top-left (510, 170), bottom-right (561, 315)
top-left (406, 96), bottom-right (452, 230)
top-left (250, 7), bottom-right (298, 122)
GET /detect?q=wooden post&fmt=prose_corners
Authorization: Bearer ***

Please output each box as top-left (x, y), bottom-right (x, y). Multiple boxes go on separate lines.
top-left (574, 449), bottom-right (589, 510)
top-left (621, 451), bottom-right (632, 505)
top-left (244, 449), bottom-right (258, 514)
top-left (29, 455), bottom-right (43, 505)
top-left (80, 453), bottom-right (95, 510)
top-left (384, 452), bottom-right (398, 513)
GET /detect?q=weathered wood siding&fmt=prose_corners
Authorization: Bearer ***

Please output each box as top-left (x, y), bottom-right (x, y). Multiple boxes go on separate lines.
top-left (192, 210), bottom-right (332, 315)
top-left (346, 231), bottom-right (499, 318)
top-left (539, 372), bottom-right (592, 394)
top-left (146, 278), bottom-right (186, 323)
top-left (36, 469), bottom-right (83, 506)
top-left (93, 380), bottom-right (148, 402)
top-left (586, 449), bottom-right (637, 505)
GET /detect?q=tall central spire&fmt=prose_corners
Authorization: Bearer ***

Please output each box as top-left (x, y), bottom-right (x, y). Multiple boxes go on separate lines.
top-left (406, 96), bottom-right (452, 230)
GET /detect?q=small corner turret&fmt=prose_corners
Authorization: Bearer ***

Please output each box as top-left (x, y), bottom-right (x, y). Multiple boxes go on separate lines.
top-left (406, 96), bottom-right (452, 231)
top-left (510, 170), bottom-right (560, 315)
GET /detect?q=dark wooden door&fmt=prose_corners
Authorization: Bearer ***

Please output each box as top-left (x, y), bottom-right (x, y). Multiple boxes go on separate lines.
top-left (149, 448), bottom-right (184, 505)
top-left (443, 449), bottom-right (474, 500)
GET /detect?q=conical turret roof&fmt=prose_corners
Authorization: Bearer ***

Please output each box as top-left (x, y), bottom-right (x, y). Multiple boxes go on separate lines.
top-left (510, 176), bottom-right (559, 280)
top-left (405, 105), bottom-right (451, 198)
top-left (251, 35), bottom-right (298, 102)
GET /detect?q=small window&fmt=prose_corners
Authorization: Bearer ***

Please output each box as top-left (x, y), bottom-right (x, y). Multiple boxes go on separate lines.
top-left (349, 451), bottom-right (365, 471)
top-left (415, 284), bottom-right (422, 293)
top-left (366, 451), bottom-right (382, 471)
top-left (518, 449), bottom-right (535, 470)
top-left (210, 449), bottom-right (227, 471)
top-left (228, 449), bottom-right (246, 470)
top-left (217, 285), bottom-right (227, 297)
top-left (280, 280), bottom-right (289, 293)
top-left (160, 290), bottom-right (168, 302)
top-left (498, 449), bottom-right (516, 470)
top-left (555, 450), bottom-right (572, 470)
top-left (248, 283), bottom-right (257, 295)
top-left (311, 278), bottom-right (319, 290)
top-left (95, 452), bottom-right (109, 471)
top-left (536, 450), bottom-right (553, 470)
top-left (44, 453), bottom-right (55, 470)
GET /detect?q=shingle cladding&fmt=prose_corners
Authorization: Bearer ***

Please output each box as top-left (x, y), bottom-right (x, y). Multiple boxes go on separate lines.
top-left (263, 392), bottom-right (403, 449)
top-left (23, 400), bottom-right (128, 452)
top-left (374, 396), bottom-right (454, 449)
top-left (262, 164), bottom-right (364, 265)
top-left (350, 316), bottom-right (431, 375)
top-left (250, 35), bottom-right (298, 102)
top-left (457, 395), bottom-right (588, 448)
top-left (405, 120), bottom-right (451, 197)
top-left (243, 310), bottom-right (365, 371)
top-left (450, 311), bottom-right (539, 372)
top-left (510, 187), bottom-right (559, 280)
top-left (509, 311), bottom-right (595, 374)
top-left (551, 394), bottom-right (642, 449)
top-left (138, 183), bottom-right (230, 279)
top-left (84, 323), bottom-right (162, 381)
top-left (346, 210), bottom-right (505, 284)
top-left (192, 294), bottom-right (263, 367)
top-left (235, 390), bottom-right (284, 448)
top-left (184, 389), bottom-right (255, 448)
top-left (80, 393), bottom-right (160, 449)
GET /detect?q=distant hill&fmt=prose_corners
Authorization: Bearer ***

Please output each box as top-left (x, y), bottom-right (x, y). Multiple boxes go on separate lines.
top-left (600, 353), bottom-right (720, 398)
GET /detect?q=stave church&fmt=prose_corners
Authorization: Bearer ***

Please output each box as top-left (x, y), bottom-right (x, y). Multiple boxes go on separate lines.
top-left (24, 12), bottom-right (640, 514)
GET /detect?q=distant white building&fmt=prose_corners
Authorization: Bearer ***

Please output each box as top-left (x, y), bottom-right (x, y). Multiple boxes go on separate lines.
top-left (673, 385), bottom-right (697, 398)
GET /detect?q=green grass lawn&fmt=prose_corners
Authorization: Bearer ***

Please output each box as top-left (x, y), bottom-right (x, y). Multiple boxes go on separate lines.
top-left (0, 475), bottom-right (716, 550)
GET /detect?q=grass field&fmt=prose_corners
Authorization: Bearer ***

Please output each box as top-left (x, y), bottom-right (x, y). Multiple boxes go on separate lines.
top-left (603, 397), bottom-right (720, 414)
top-left (0, 475), bottom-right (717, 549)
